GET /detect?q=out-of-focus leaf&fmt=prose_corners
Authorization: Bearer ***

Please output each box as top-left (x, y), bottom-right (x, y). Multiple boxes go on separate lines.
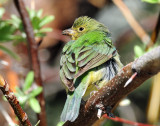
top-left (0, 45), bottom-right (20, 60)
top-left (23, 71), bottom-right (34, 92)
top-left (10, 15), bottom-right (21, 28)
top-left (16, 95), bottom-right (28, 105)
top-left (142, 0), bottom-right (160, 3)
top-left (39, 16), bottom-right (54, 27)
top-left (37, 9), bottom-right (43, 18)
top-left (29, 86), bottom-right (42, 98)
top-left (134, 45), bottom-right (144, 58)
top-left (0, 8), bottom-right (5, 18)
top-left (57, 121), bottom-right (65, 126)
top-left (0, 22), bottom-right (16, 41)
top-left (29, 97), bottom-right (41, 113)
top-left (27, 8), bottom-right (36, 20)
top-left (39, 28), bottom-right (53, 33)
top-left (16, 87), bottom-right (24, 96)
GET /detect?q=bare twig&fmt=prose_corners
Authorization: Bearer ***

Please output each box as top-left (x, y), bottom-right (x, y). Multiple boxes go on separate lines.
top-left (103, 115), bottom-right (157, 126)
top-left (0, 75), bottom-right (32, 126)
top-left (112, 0), bottom-right (150, 45)
top-left (13, 0), bottom-right (47, 126)
top-left (145, 12), bottom-right (160, 50)
top-left (64, 46), bottom-right (160, 126)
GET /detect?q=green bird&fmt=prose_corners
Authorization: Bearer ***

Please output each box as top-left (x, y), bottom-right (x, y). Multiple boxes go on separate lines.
top-left (60, 16), bottom-right (123, 122)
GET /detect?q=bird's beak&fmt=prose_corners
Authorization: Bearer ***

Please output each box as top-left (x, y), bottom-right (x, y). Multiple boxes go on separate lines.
top-left (62, 28), bottom-right (76, 36)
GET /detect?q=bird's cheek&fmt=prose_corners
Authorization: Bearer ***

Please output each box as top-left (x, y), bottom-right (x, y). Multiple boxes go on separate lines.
top-left (71, 32), bottom-right (79, 40)
top-left (72, 36), bottom-right (76, 40)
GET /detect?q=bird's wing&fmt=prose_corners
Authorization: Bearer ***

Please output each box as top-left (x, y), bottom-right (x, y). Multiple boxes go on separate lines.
top-left (60, 39), bottom-right (117, 92)
top-left (75, 40), bottom-right (117, 78)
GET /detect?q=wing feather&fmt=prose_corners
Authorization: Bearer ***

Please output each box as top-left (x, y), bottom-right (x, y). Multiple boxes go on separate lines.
top-left (60, 39), bottom-right (116, 92)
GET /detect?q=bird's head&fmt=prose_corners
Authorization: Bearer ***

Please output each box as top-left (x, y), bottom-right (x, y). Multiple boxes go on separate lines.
top-left (62, 16), bottom-right (109, 40)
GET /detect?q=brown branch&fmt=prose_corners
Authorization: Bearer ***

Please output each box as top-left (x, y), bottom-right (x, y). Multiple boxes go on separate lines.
top-left (112, 0), bottom-right (150, 45)
top-left (64, 46), bottom-right (160, 126)
top-left (0, 75), bottom-right (32, 126)
top-left (145, 12), bottom-right (160, 50)
top-left (13, 0), bottom-right (47, 126)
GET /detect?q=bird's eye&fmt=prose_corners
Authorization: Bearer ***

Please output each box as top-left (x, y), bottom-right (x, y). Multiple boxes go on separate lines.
top-left (79, 27), bottom-right (84, 32)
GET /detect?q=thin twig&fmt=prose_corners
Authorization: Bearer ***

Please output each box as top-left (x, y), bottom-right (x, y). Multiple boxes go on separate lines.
top-left (64, 46), bottom-right (160, 126)
top-left (145, 12), bottom-right (160, 50)
top-left (0, 75), bottom-right (32, 126)
top-left (112, 0), bottom-right (150, 45)
top-left (13, 0), bottom-right (47, 126)
top-left (103, 115), bottom-right (157, 126)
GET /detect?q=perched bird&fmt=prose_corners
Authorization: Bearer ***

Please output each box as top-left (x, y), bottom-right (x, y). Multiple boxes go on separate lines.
top-left (60, 16), bottom-right (123, 122)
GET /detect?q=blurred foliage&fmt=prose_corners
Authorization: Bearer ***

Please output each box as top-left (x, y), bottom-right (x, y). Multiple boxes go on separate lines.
top-left (15, 71), bottom-right (42, 113)
top-left (0, 7), bottom-right (54, 59)
top-left (142, 0), bottom-right (160, 4)
top-left (0, 0), bottom-right (8, 4)
top-left (134, 42), bottom-right (159, 58)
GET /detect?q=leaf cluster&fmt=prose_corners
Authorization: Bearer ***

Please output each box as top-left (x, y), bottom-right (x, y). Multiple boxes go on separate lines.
top-left (0, 7), bottom-right (54, 59)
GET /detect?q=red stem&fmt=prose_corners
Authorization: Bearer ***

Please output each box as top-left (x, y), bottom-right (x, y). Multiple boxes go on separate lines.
top-left (104, 115), bottom-right (157, 126)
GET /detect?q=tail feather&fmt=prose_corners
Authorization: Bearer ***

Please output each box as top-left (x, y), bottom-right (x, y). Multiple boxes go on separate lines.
top-left (60, 92), bottom-right (82, 122)
top-left (105, 56), bottom-right (123, 81)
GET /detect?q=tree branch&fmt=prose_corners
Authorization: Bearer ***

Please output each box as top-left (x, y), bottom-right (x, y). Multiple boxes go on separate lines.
top-left (13, 0), bottom-right (47, 126)
top-left (64, 46), bottom-right (160, 126)
top-left (145, 11), bottom-right (160, 50)
top-left (112, 0), bottom-right (150, 45)
top-left (0, 75), bottom-right (32, 126)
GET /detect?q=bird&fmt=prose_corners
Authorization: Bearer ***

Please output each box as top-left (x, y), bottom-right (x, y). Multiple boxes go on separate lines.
top-left (60, 16), bottom-right (123, 122)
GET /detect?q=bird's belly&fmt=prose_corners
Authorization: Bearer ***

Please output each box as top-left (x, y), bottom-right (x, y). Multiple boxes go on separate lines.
top-left (82, 68), bottom-right (108, 100)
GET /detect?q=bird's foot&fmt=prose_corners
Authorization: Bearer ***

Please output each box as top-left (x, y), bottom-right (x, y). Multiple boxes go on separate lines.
top-left (106, 106), bottom-right (115, 118)
top-left (96, 104), bottom-right (115, 119)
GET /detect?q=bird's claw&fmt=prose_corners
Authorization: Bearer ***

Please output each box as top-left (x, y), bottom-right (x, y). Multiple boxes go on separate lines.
top-left (106, 106), bottom-right (115, 118)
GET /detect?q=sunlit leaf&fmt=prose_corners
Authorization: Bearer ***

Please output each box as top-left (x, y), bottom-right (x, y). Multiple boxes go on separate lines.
top-left (0, 8), bottom-right (5, 18)
top-left (29, 97), bottom-right (41, 113)
top-left (39, 16), bottom-right (54, 27)
top-left (23, 71), bottom-right (34, 92)
top-left (29, 86), bottom-right (42, 98)
top-left (134, 45), bottom-right (144, 58)
top-left (37, 9), bottom-right (43, 18)
top-left (39, 28), bottom-right (53, 33)
top-left (142, 0), bottom-right (160, 3)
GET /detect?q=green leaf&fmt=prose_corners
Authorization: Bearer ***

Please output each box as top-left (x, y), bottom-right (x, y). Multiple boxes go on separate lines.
top-left (15, 94), bottom-right (28, 105)
top-left (134, 45), bottom-right (144, 58)
top-left (39, 16), bottom-right (54, 27)
top-left (0, 22), bottom-right (17, 41)
top-left (15, 87), bottom-right (24, 96)
top-left (10, 15), bottom-right (21, 28)
top-left (0, 8), bottom-right (5, 18)
top-left (23, 71), bottom-right (34, 92)
top-left (0, 45), bottom-right (20, 60)
top-left (142, 0), bottom-right (160, 3)
top-left (37, 9), bottom-right (43, 18)
top-left (29, 86), bottom-right (42, 98)
top-left (57, 121), bottom-right (65, 126)
top-left (39, 27), bottom-right (53, 33)
top-left (29, 97), bottom-right (41, 113)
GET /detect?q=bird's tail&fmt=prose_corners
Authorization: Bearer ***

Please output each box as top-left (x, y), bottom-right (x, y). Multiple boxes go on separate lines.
top-left (60, 91), bottom-right (82, 122)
